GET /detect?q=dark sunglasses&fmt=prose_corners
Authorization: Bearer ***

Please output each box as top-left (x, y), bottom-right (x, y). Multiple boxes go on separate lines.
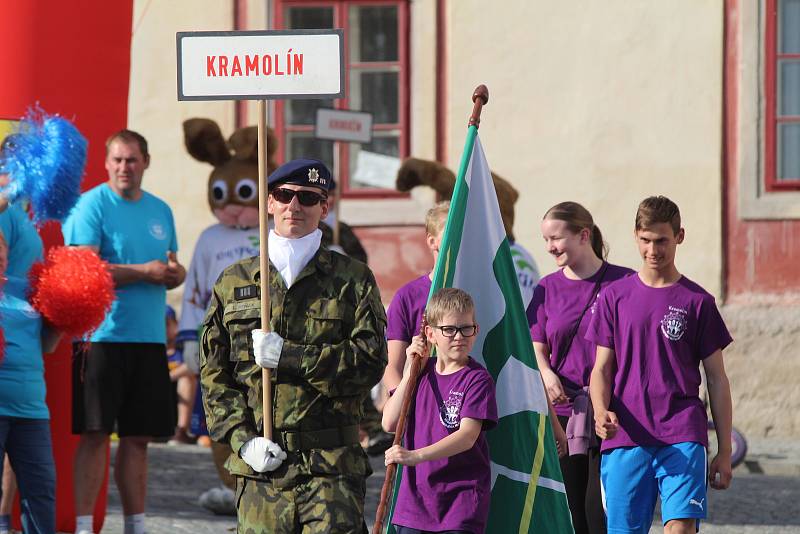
top-left (271, 187), bottom-right (327, 206)
top-left (434, 324), bottom-right (477, 338)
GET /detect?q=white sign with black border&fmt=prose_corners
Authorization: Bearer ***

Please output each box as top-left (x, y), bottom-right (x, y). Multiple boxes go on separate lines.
top-left (177, 29), bottom-right (344, 101)
top-left (314, 108), bottom-right (373, 144)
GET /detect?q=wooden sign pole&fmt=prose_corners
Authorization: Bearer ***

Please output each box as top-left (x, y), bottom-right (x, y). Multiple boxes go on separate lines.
top-left (257, 99), bottom-right (273, 440)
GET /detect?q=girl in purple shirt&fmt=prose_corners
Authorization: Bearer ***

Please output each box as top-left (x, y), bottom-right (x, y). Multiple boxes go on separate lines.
top-left (383, 288), bottom-right (497, 534)
top-left (588, 196), bottom-right (734, 534)
top-left (527, 201), bottom-right (632, 534)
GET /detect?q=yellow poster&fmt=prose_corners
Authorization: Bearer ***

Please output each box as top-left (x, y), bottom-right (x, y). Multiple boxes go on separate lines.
top-left (0, 119), bottom-right (19, 145)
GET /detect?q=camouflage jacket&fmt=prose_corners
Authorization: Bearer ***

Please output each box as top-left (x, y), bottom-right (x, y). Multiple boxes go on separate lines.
top-left (200, 246), bottom-right (387, 487)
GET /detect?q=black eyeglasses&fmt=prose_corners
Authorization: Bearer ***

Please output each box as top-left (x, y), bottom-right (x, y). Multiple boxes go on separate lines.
top-left (433, 324), bottom-right (477, 338)
top-left (271, 187), bottom-right (327, 206)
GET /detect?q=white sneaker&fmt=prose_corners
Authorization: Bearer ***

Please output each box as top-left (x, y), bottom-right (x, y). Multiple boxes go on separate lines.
top-left (76, 530), bottom-right (96, 534)
top-left (198, 486), bottom-right (236, 515)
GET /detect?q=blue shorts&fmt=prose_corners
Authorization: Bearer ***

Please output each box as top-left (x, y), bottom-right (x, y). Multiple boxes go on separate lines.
top-left (601, 442), bottom-right (707, 533)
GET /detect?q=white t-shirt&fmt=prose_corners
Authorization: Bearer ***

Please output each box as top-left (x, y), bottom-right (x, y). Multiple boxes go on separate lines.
top-left (510, 241), bottom-right (540, 309)
top-left (178, 223), bottom-right (260, 334)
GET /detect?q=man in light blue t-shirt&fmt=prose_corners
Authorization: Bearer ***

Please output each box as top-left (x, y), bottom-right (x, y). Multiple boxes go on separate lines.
top-left (62, 129), bottom-right (185, 534)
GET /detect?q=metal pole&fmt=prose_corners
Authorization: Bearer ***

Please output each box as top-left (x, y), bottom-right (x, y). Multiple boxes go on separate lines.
top-left (332, 141), bottom-right (341, 246)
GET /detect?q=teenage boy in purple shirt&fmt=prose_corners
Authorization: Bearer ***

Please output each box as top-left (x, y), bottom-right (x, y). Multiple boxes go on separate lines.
top-left (383, 201), bottom-right (449, 390)
top-left (587, 196), bottom-right (734, 534)
top-left (383, 288), bottom-right (498, 534)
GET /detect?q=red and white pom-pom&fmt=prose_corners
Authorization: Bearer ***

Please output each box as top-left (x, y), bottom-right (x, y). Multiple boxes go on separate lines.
top-left (29, 247), bottom-right (115, 338)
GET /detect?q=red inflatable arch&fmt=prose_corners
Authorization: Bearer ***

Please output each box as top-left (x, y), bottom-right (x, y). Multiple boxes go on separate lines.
top-left (0, 2), bottom-right (133, 532)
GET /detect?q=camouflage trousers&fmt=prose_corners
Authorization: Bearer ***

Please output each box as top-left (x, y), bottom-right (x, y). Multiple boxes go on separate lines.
top-left (236, 474), bottom-right (368, 534)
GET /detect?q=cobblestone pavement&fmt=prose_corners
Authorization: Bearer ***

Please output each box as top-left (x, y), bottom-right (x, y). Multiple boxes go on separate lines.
top-left (103, 443), bottom-right (236, 534)
top-left (94, 439), bottom-right (800, 533)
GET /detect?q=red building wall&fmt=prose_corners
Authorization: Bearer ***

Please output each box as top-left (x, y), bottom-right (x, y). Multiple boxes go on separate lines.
top-left (724, 0), bottom-right (800, 300)
top-left (353, 226), bottom-right (431, 304)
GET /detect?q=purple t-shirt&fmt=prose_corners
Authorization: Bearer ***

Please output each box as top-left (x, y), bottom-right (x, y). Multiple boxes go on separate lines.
top-left (586, 274), bottom-right (733, 451)
top-left (526, 263), bottom-right (634, 417)
top-left (393, 357), bottom-right (498, 534)
top-left (386, 274), bottom-right (431, 342)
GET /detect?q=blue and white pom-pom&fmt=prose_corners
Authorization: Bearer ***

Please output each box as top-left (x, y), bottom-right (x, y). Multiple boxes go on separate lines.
top-left (0, 109), bottom-right (87, 223)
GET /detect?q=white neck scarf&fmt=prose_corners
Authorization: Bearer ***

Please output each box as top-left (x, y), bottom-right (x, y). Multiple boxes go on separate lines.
top-left (268, 229), bottom-right (322, 288)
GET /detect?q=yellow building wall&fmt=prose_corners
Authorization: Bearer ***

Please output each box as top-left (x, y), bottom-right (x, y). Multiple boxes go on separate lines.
top-left (129, 0), bottom-right (725, 300)
top-left (128, 0), bottom-right (237, 308)
top-left (446, 1), bottom-right (724, 297)
top-left (128, 0), bottom-right (441, 309)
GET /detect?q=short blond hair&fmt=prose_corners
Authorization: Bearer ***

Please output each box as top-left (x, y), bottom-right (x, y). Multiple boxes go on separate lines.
top-left (425, 200), bottom-right (449, 237)
top-left (425, 287), bottom-right (475, 326)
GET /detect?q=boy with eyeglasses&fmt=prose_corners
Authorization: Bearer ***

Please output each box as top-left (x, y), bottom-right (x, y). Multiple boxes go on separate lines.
top-left (382, 287), bottom-right (498, 534)
top-left (200, 158), bottom-right (388, 533)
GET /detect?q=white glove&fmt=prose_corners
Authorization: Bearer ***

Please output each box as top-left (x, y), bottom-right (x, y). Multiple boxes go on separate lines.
top-left (183, 340), bottom-right (200, 374)
top-left (240, 437), bottom-right (287, 473)
top-left (252, 329), bottom-right (284, 369)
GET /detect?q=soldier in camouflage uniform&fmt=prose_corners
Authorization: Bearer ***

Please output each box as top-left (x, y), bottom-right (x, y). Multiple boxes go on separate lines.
top-left (200, 159), bottom-right (387, 533)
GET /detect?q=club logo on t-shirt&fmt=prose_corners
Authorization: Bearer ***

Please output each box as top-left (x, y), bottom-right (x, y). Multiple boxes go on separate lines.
top-left (590, 291), bottom-right (603, 315)
top-left (440, 390), bottom-right (464, 429)
top-left (148, 219), bottom-right (167, 240)
top-left (661, 306), bottom-right (688, 341)
top-left (21, 302), bottom-right (39, 319)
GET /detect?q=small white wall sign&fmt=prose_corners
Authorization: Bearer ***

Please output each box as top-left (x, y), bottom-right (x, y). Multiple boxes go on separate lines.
top-left (315, 108), bottom-right (374, 144)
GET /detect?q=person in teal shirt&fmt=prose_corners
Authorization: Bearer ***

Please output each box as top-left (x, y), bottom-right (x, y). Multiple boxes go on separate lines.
top-left (61, 130), bottom-right (185, 534)
top-left (0, 203), bottom-right (43, 278)
top-left (0, 195), bottom-right (45, 534)
top-left (0, 226), bottom-right (61, 534)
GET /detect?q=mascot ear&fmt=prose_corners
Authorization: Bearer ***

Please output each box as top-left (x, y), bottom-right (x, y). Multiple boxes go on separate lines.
top-left (491, 171), bottom-right (519, 241)
top-left (229, 125), bottom-right (279, 174)
top-left (183, 118), bottom-right (231, 166)
top-left (228, 126), bottom-right (259, 162)
top-left (395, 158), bottom-right (456, 199)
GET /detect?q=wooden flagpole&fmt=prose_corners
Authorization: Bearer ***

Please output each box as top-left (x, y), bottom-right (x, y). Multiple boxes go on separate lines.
top-left (372, 321), bottom-right (428, 534)
top-left (372, 84), bottom-right (490, 534)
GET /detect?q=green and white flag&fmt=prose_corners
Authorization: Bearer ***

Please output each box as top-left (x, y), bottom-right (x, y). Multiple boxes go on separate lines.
top-left (384, 125), bottom-right (574, 533)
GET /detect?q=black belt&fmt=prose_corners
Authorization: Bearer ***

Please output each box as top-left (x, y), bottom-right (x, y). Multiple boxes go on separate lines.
top-left (276, 425), bottom-right (360, 452)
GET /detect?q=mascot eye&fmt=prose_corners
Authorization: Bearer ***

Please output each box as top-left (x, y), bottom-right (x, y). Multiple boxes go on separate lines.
top-left (211, 180), bottom-right (228, 203)
top-left (235, 178), bottom-right (258, 202)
